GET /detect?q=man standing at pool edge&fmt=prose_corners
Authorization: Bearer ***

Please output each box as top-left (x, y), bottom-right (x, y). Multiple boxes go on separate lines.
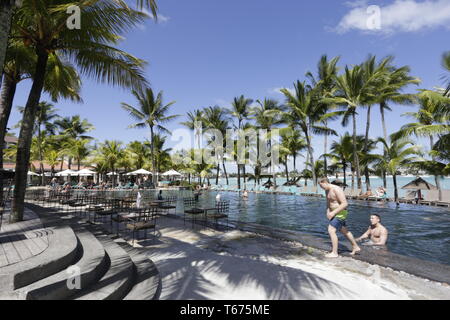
top-left (319, 178), bottom-right (361, 258)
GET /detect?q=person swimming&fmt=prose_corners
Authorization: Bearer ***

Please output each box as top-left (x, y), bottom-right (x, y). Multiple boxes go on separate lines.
top-left (242, 189), bottom-right (248, 200)
top-left (356, 214), bottom-right (388, 246)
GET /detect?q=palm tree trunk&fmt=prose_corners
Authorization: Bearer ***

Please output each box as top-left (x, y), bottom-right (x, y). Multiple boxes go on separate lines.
top-left (305, 132), bottom-right (316, 186)
top-left (343, 161), bottom-right (347, 187)
top-left (380, 102), bottom-right (388, 189)
top-left (150, 126), bottom-right (156, 185)
top-left (215, 164), bottom-right (220, 185)
top-left (0, 75), bottom-right (17, 201)
top-left (364, 105), bottom-right (372, 191)
top-left (38, 126), bottom-right (45, 186)
top-left (285, 155), bottom-right (289, 182)
top-left (222, 159), bottom-right (229, 185)
top-left (324, 120), bottom-right (328, 177)
top-left (352, 112), bottom-right (362, 190)
top-left (0, 0), bottom-right (14, 90)
top-left (393, 173), bottom-right (398, 202)
top-left (11, 51), bottom-right (49, 222)
top-left (430, 136), bottom-right (442, 201)
top-left (237, 163), bottom-right (241, 189)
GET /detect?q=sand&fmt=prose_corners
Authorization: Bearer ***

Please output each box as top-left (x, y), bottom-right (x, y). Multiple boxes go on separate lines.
top-left (135, 216), bottom-right (450, 300)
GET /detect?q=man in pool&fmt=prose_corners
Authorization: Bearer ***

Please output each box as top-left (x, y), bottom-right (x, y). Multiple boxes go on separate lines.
top-left (319, 177), bottom-right (361, 258)
top-left (356, 214), bottom-right (388, 246)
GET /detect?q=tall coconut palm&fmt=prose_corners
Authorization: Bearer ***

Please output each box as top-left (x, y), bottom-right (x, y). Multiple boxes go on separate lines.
top-left (121, 87), bottom-right (178, 183)
top-left (306, 55), bottom-right (340, 176)
top-left (95, 140), bottom-right (124, 187)
top-left (202, 105), bottom-right (231, 185)
top-left (0, 0), bottom-right (15, 89)
top-left (330, 133), bottom-right (353, 188)
top-left (65, 138), bottom-right (91, 171)
top-left (126, 141), bottom-right (150, 170)
top-left (10, 0), bottom-right (150, 222)
top-left (228, 95), bottom-right (253, 189)
top-left (376, 57), bottom-right (420, 188)
top-left (16, 102), bottom-right (59, 184)
top-left (180, 109), bottom-right (205, 150)
top-left (393, 90), bottom-right (450, 200)
top-left (0, 40), bottom-right (81, 197)
top-left (251, 98), bottom-right (285, 186)
top-left (328, 65), bottom-right (375, 190)
top-left (377, 136), bottom-right (423, 202)
top-left (0, 0), bottom-right (158, 87)
top-left (282, 82), bottom-right (330, 186)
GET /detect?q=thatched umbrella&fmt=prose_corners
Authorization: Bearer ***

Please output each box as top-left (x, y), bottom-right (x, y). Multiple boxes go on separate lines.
top-left (401, 177), bottom-right (437, 190)
top-left (331, 179), bottom-right (348, 187)
top-left (401, 177), bottom-right (437, 200)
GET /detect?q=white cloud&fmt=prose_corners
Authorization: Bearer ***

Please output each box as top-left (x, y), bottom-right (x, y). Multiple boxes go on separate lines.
top-left (140, 8), bottom-right (170, 23)
top-left (335, 0), bottom-right (450, 34)
top-left (268, 87), bottom-right (295, 95)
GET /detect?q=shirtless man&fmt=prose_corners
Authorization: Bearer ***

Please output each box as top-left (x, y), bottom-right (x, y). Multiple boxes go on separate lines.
top-left (356, 214), bottom-right (388, 246)
top-left (319, 178), bottom-right (361, 258)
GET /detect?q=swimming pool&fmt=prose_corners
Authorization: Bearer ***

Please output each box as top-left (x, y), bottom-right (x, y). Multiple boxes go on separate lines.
top-left (188, 190), bottom-right (450, 266)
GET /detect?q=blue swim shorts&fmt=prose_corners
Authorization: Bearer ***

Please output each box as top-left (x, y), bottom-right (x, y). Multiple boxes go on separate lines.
top-left (329, 217), bottom-right (347, 231)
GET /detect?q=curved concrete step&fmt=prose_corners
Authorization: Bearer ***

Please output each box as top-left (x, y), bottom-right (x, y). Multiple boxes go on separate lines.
top-left (17, 226), bottom-right (108, 300)
top-left (0, 225), bottom-right (78, 291)
top-left (73, 228), bottom-right (134, 300)
top-left (115, 241), bottom-right (161, 300)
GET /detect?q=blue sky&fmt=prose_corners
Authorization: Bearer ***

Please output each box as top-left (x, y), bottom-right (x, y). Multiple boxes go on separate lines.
top-left (8, 0), bottom-right (450, 172)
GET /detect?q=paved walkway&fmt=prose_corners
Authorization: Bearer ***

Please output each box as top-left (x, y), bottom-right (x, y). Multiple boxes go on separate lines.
top-left (0, 207), bottom-right (50, 267)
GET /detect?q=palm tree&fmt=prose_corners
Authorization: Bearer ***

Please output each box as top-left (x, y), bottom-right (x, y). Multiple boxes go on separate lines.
top-left (377, 136), bottom-right (422, 202)
top-left (66, 138), bottom-right (91, 171)
top-left (202, 106), bottom-right (231, 185)
top-left (121, 87), bottom-right (178, 183)
top-left (95, 140), bottom-right (124, 187)
top-left (228, 95), bottom-right (253, 189)
top-left (442, 52), bottom-right (450, 96)
top-left (54, 115), bottom-right (94, 169)
top-left (126, 141), bottom-right (150, 170)
top-left (0, 0), bottom-right (158, 87)
top-left (10, 0), bottom-right (151, 222)
top-left (180, 109), bottom-right (205, 150)
top-left (251, 98), bottom-right (285, 186)
top-left (330, 133), bottom-right (353, 187)
top-left (0, 0), bottom-right (16, 89)
top-left (393, 90), bottom-right (450, 200)
top-left (282, 82), bottom-right (327, 186)
top-left (306, 55), bottom-right (340, 175)
top-left (0, 40), bottom-right (81, 197)
top-left (329, 65), bottom-right (375, 190)
top-left (376, 57), bottom-right (420, 188)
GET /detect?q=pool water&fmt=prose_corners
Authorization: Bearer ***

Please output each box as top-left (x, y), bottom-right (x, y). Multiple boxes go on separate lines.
top-left (189, 191), bottom-right (450, 266)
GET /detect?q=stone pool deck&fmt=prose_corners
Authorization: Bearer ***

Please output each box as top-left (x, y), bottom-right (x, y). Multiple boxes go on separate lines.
top-left (128, 216), bottom-right (450, 300)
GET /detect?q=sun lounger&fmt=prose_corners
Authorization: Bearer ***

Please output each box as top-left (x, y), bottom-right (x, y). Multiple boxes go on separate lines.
top-left (419, 190), bottom-right (439, 206)
top-left (434, 190), bottom-right (450, 207)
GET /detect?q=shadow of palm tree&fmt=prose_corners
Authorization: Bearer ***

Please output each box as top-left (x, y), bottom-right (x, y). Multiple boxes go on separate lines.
top-left (145, 236), bottom-right (359, 300)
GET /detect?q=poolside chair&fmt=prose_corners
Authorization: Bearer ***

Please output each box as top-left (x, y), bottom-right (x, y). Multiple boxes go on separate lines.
top-left (158, 196), bottom-right (178, 215)
top-left (208, 200), bottom-right (230, 229)
top-left (126, 207), bottom-right (157, 245)
top-left (419, 190), bottom-right (439, 206)
top-left (350, 189), bottom-right (362, 200)
top-left (434, 190), bottom-right (450, 207)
